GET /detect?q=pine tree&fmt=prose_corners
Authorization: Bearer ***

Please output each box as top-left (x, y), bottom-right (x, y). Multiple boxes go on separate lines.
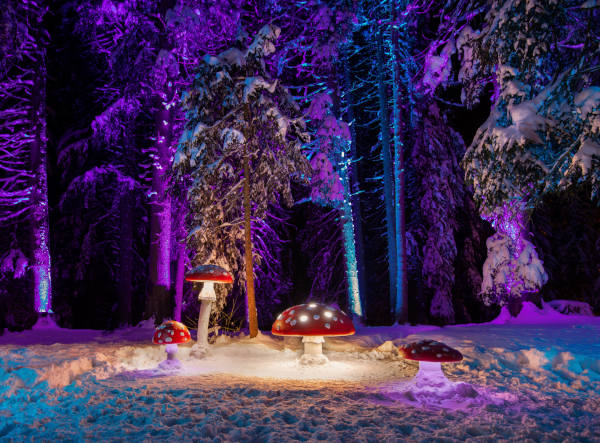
top-left (76, 0), bottom-right (241, 322)
top-left (174, 25), bottom-right (311, 337)
top-left (458, 0), bottom-right (600, 310)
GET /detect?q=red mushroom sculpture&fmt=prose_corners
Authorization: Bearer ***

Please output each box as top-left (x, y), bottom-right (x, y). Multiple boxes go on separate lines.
top-left (185, 265), bottom-right (233, 353)
top-left (398, 339), bottom-right (463, 389)
top-left (271, 302), bottom-right (355, 364)
top-left (153, 320), bottom-right (192, 370)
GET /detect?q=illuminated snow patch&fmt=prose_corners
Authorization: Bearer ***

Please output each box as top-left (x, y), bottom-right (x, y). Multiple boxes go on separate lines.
top-left (116, 341), bottom-right (407, 382)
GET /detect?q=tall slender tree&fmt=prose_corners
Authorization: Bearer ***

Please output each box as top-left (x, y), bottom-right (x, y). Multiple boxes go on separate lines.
top-left (174, 25), bottom-right (311, 337)
top-left (0, 0), bottom-right (53, 319)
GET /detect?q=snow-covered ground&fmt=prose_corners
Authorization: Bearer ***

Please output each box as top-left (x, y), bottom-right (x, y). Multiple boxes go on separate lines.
top-left (1, 302), bottom-right (600, 441)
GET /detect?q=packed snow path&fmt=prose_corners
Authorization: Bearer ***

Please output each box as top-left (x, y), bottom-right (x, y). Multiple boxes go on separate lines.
top-left (1, 305), bottom-right (600, 441)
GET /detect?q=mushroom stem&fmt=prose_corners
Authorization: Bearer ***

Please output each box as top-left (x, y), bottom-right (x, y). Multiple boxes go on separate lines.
top-left (302, 336), bottom-right (325, 355)
top-left (165, 343), bottom-right (179, 361)
top-left (196, 281), bottom-right (215, 347)
top-left (413, 361), bottom-right (449, 389)
top-left (197, 299), bottom-right (212, 347)
top-left (158, 343), bottom-right (183, 370)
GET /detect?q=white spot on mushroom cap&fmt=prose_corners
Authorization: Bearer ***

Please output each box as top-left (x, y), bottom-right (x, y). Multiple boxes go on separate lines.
top-left (313, 314), bottom-right (320, 320)
top-left (324, 311), bottom-right (332, 318)
top-left (325, 323), bottom-right (330, 329)
top-left (308, 303), bottom-right (317, 308)
top-left (165, 337), bottom-right (172, 343)
top-left (277, 314), bottom-right (283, 320)
top-left (290, 320), bottom-right (297, 326)
top-left (299, 315), bottom-right (308, 322)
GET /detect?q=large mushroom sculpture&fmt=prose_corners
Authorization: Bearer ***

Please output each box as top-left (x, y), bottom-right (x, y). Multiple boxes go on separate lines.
top-left (185, 265), bottom-right (233, 354)
top-left (398, 339), bottom-right (463, 389)
top-left (271, 302), bottom-right (355, 365)
top-left (153, 320), bottom-right (192, 370)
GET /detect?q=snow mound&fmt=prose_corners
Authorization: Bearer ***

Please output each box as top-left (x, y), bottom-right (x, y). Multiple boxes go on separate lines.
top-left (548, 299), bottom-right (594, 316)
top-left (377, 378), bottom-right (519, 411)
top-left (491, 301), bottom-right (596, 325)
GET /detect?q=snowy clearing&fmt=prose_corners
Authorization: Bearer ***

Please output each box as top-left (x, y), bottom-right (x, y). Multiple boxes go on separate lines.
top-left (1, 303), bottom-right (600, 441)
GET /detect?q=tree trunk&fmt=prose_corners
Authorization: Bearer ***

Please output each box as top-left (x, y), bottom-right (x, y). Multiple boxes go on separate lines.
top-left (146, 94), bottom-right (173, 323)
top-left (376, 30), bottom-right (398, 320)
top-left (329, 71), bottom-right (363, 317)
top-left (30, 50), bottom-right (52, 315)
top-left (341, 48), bottom-right (368, 318)
top-left (118, 191), bottom-right (133, 326)
top-left (391, 0), bottom-right (409, 324)
top-left (244, 144), bottom-right (258, 338)
top-left (173, 241), bottom-right (185, 322)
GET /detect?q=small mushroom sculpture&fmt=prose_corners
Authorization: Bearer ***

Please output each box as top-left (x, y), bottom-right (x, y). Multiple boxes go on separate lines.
top-left (398, 339), bottom-right (463, 389)
top-left (153, 320), bottom-right (192, 370)
top-left (185, 265), bottom-right (233, 354)
top-left (271, 302), bottom-right (355, 365)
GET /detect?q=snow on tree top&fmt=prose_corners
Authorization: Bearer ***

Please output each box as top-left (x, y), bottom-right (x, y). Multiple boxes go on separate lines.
top-left (243, 77), bottom-right (278, 103)
top-left (221, 128), bottom-right (245, 149)
top-left (507, 100), bottom-right (546, 144)
top-left (247, 24), bottom-right (280, 57)
top-left (569, 139), bottom-right (600, 176)
top-left (218, 48), bottom-right (246, 67)
top-left (574, 87), bottom-right (600, 120)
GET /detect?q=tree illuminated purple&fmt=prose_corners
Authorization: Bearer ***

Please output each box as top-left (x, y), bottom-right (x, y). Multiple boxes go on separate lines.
top-left (76, 0), bottom-right (241, 322)
top-left (0, 0), bottom-right (53, 314)
top-left (480, 200), bottom-right (547, 307)
top-left (307, 93), bottom-right (362, 316)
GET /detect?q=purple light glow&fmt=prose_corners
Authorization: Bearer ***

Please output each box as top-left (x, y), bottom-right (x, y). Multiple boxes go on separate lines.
top-left (483, 199), bottom-right (526, 256)
top-left (484, 201), bottom-right (526, 297)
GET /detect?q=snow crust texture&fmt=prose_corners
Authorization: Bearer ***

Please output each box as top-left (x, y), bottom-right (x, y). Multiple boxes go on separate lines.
top-left (1, 310), bottom-right (600, 441)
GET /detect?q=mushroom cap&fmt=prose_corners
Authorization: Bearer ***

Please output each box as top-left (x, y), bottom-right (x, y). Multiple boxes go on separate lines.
top-left (152, 320), bottom-right (192, 345)
top-left (185, 264), bottom-right (233, 284)
top-left (271, 303), bottom-right (355, 337)
top-left (398, 339), bottom-right (463, 363)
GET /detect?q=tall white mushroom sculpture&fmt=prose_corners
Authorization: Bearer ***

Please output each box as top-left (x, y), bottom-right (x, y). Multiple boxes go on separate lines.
top-left (271, 302), bottom-right (355, 365)
top-left (185, 265), bottom-right (233, 355)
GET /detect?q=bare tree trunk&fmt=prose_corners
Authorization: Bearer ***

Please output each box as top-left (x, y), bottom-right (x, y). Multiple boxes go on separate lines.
top-left (244, 143), bottom-right (258, 338)
top-left (146, 94), bottom-right (173, 323)
top-left (328, 73), bottom-right (363, 317)
top-left (30, 52), bottom-right (52, 315)
top-left (118, 191), bottom-right (133, 326)
top-left (391, 0), bottom-right (409, 324)
top-left (376, 30), bottom-right (398, 319)
top-left (341, 46), bottom-right (368, 317)
top-left (173, 241), bottom-right (185, 322)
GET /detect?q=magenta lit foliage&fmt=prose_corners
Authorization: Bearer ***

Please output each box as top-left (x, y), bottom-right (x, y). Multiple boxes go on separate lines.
top-left (480, 200), bottom-right (548, 307)
top-left (482, 200), bottom-right (527, 256)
